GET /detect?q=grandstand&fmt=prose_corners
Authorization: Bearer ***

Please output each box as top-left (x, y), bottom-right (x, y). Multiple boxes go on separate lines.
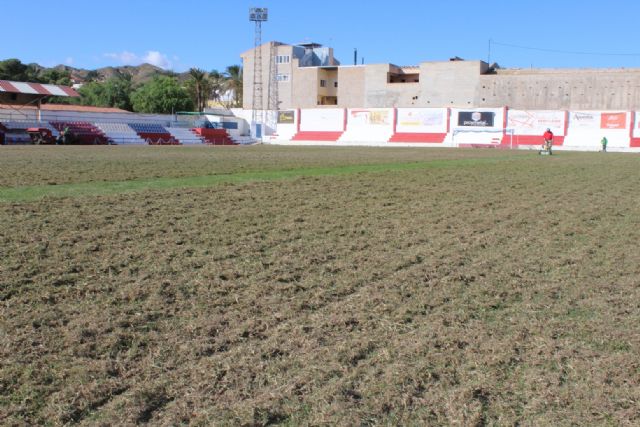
top-left (95, 122), bottom-right (146, 145)
top-left (0, 80), bottom-right (254, 146)
top-left (0, 103), bottom-right (249, 146)
top-left (50, 121), bottom-right (110, 145)
top-left (0, 114), bottom-right (244, 146)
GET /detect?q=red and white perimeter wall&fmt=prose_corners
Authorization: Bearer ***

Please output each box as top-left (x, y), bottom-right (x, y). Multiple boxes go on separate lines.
top-left (265, 107), bottom-right (640, 151)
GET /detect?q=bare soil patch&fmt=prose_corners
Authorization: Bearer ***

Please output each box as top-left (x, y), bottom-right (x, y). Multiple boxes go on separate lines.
top-left (1, 149), bottom-right (639, 425)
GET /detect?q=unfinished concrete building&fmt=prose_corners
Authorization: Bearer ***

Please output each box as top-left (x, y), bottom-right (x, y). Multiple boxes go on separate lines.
top-left (241, 41), bottom-right (640, 111)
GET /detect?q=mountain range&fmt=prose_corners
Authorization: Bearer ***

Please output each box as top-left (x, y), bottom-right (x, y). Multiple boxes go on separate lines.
top-left (47, 63), bottom-right (191, 85)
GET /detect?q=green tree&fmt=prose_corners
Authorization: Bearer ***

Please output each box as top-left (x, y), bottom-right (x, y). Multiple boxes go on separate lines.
top-left (77, 81), bottom-right (107, 106)
top-left (103, 75), bottom-right (133, 110)
top-left (0, 59), bottom-right (28, 81)
top-left (85, 70), bottom-right (100, 82)
top-left (75, 76), bottom-right (132, 110)
top-left (185, 68), bottom-right (211, 112)
top-left (208, 69), bottom-right (227, 105)
top-left (39, 69), bottom-right (72, 86)
top-left (224, 65), bottom-right (243, 107)
top-left (25, 64), bottom-right (41, 82)
top-left (130, 75), bottom-right (193, 114)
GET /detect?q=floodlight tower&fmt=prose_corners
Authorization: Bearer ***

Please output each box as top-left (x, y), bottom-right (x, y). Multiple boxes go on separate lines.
top-left (249, 7), bottom-right (268, 138)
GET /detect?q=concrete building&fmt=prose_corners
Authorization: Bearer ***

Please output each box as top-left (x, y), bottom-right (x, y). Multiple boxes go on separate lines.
top-left (240, 42), bottom-right (341, 110)
top-left (241, 41), bottom-right (640, 110)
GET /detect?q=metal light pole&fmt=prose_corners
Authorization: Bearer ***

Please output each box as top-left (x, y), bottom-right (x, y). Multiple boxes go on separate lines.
top-left (249, 7), bottom-right (268, 139)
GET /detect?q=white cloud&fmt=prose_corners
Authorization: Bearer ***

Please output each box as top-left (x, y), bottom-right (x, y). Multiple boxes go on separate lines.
top-left (142, 51), bottom-right (171, 69)
top-left (103, 50), bottom-right (173, 69)
top-left (65, 57), bottom-right (74, 66)
top-left (104, 51), bottom-right (138, 65)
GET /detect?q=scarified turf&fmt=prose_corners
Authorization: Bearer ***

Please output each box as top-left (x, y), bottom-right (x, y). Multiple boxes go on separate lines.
top-left (1, 147), bottom-right (639, 425)
top-left (0, 156), bottom-right (524, 202)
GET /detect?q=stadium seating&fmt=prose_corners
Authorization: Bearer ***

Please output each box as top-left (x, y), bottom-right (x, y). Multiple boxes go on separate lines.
top-left (128, 123), bottom-right (168, 133)
top-left (1, 120), bottom-right (60, 136)
top-left (127, 123), bottom-right (176, 144)
top-left (50, 121), bottom-right (109, 144)
top-left (3, 132), bottom-right (31, 144)
top-left (166, 127), bottom-right (204, 145)
top-left (192, 128), bottom-right (237, 145)
top-left (95, 122), bottom-right (146, 145)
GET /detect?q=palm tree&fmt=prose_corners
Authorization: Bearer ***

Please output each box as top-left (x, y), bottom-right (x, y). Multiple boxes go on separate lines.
top-left (208, 69), bottom-right (226, 106)
top-left (187, 68), bottom-right (210, 112)
top-left (224, 65), bottom-right (243, 107)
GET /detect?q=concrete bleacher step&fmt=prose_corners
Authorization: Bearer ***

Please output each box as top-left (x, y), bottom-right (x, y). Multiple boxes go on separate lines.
top-left (167, 127), bottom-right (205, 145)
top-left (230, 135), bottom-right (258, 145)
top-left (192, 128), bottom-right (237, 145)
top-left (95, 122), bottom-right (145, 145)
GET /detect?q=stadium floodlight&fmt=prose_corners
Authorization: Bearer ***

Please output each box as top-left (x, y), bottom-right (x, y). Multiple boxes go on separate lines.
top-left (249, 7), bottom-right (268, 22)
top-left (249, 7), bottom-right (268, 139)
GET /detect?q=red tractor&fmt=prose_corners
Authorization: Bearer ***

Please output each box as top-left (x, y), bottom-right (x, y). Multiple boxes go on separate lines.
top-left (26, 128), bottom-right (56, 145)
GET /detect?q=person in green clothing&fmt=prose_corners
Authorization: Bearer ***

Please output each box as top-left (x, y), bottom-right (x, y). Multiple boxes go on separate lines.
top-left (601, 136), bottom-right (608, 152)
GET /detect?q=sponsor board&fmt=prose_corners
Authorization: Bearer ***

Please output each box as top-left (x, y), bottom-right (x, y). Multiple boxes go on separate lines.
top-left (458, 111), bottom-right (494, 127)
top-left (398, 109), bottom-right (444, 127)
top-left (600, 112), bottom-right (626, 129)
top-left (508, 110), bottom-right (564, 135)
top-left (571, 112), bottom-right (599, 129)
top-left (349, 109), bottom-right (392, 126)
top-left (300, 108), bottom-right (344, 131)
top-left (277, 110), bottom-right (295, 124)
top-left (571, 112), bottom-right (628, 130)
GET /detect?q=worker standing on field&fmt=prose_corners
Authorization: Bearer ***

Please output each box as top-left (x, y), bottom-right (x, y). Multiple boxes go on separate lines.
top-left (601, 136), bottom-right (608, 152)
top-left (541, 128), bottom-right (554, 155)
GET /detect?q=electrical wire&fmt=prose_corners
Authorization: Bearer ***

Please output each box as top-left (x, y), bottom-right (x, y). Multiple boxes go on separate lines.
top-left (491, 40), bottom-right (640, 57)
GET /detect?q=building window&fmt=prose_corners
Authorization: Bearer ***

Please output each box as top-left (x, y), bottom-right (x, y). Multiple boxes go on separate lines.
top-left (276, 55), bottom-right (290, 64)
top-left (334, 81), bottom-right (338, 88)
top-left (276, 74), bottom-right (290, 82)
top-left (320, 80), bottom-right (327, 87)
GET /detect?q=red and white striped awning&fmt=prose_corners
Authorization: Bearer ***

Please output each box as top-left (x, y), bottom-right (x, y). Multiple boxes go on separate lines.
top-left (0, 80), bottom-right (79, 97)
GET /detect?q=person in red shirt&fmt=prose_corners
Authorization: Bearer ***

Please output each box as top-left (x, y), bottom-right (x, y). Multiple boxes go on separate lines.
top-left (542, 128), bottom-right (554, 154)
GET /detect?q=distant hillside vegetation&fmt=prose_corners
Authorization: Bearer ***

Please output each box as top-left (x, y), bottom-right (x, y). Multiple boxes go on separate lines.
top-left (0, 59), bottom-right (242, 114)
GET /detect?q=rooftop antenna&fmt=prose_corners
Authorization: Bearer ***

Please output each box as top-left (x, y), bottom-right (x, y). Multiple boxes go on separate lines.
top-left (488, 38), bottom-right (492, 64)
top-left (249, 7), bottom-right (268, 138)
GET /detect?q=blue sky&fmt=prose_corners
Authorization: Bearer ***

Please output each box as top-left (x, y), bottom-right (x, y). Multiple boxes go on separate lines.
top-left (3, 0), bottom-right (640, 72)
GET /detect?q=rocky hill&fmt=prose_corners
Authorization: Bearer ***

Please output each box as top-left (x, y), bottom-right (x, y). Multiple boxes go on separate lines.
top-left (49, 63), bottom-right (186, 85)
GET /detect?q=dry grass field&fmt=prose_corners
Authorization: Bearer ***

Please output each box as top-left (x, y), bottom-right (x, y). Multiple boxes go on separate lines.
top-left (1, 146), bottom-right (639, 426)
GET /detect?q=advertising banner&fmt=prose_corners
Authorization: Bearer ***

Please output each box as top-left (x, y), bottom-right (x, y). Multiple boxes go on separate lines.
top-left (396, 108), bottom-right (447, 133)
top-left (570, 111), bottom-right (600, 130)
top-left (348, 109), bottom-right (392, 126)
top-left (458, 111), bottom-right (495, 127)
top-left (277, 110), bottom-right (295, 124)
top-left (508, 110), bottom-right (565, 135)
top-left (600, 112), bottom-right (626, 129)
top-left (300, 108), bottom-right (344, 131)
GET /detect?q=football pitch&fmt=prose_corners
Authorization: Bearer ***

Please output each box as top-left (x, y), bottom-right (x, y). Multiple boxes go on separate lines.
top-left (1, 146), bottom-right (639, 425)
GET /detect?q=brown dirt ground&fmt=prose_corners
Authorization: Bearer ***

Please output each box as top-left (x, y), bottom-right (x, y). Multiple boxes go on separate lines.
top-left (1, 147), bottom-right (639, 425)
top-left (0, 145), bottom-right (530, 188)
